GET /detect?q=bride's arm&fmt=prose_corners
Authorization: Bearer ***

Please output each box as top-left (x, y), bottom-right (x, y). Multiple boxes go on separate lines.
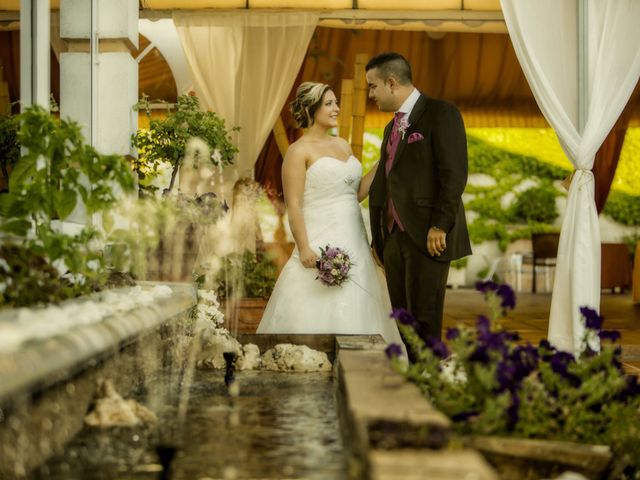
top-left (357, 160), bottom-right (380, 202)
top-left (282, 146), bottom-right (318, 268)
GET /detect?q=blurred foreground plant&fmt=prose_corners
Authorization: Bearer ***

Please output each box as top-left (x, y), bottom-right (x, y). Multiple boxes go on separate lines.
top-left (0, 104), bottom-right (135, 307)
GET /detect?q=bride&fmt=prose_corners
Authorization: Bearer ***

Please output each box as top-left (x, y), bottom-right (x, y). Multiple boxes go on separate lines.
top-left (257, 82), bottom-right (403, 346)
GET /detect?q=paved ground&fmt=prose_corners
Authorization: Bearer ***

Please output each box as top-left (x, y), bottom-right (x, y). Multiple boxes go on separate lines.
top-left (443, 288), bottom-right (640, 374)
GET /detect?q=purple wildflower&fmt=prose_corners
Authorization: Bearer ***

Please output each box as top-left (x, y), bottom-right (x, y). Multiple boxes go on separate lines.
top-left (598, 330), bottom-right (621, 342)
top-left (549, 351), bottom-right (581, 387)
top-left (476, 315), bottom-right (491, 335)
top-left (391, 308), bottom-right (416, 326)
top-left (469, 345), bottom-right (490, 364)
top-left (385, 343), bottom-right (404, 359)
top-left (424, 337), bottom-right (448, 359)
top-left (580, 306), bottom-right (603, 331)
top-left (496, 284), bottom-right (516, 310)
top-left (496, 361), bottom-right (517, 392)
top-left (475, 280), bottom-right (498, 293)
top-left (446, 327), bottom-right (460, 340)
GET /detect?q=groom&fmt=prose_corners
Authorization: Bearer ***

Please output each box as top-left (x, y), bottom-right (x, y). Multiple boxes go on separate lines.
top-left (366, 52), bottom-right (471, 343)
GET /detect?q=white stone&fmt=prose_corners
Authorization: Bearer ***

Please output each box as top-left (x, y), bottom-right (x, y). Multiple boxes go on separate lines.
top-left (84, 380), bottom-right (156, 427)
top-left (512, 178), bottom-right (539, 193)
top-left (467, 173), bottom-right (496, 188)
top-left (500, 191), bottom-right (516, 209)
top-left (261, 344), bottom-right (332, 372)
top-left (237, 344), bottom-right (261, 370)
top-left (197, 328), bottom-right (242, 370)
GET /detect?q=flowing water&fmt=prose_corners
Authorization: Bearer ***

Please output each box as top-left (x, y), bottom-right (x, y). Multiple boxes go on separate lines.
top-left (32, 369), bottom-right (347, 480)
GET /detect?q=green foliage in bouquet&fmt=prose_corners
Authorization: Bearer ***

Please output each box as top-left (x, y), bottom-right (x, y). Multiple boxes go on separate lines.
top-left (0, 104), bottom-right (135, 307)
top-left (216, 250), bottom-right (278, 300)
top-left (386, 282), bottom-right (640, 474)
top-left (131, 93), bottom-right (238, 195)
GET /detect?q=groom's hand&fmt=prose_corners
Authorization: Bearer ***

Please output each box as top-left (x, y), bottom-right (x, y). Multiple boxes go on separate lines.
top-left (427, 227), bottom-right (447, 257)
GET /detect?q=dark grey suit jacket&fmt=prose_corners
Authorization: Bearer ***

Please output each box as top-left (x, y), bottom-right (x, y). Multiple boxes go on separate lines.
top-left (369, 93), bottom-right (472, 263)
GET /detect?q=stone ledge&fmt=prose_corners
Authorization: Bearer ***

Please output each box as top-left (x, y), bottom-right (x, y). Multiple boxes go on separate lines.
top-left (0, 283), bottom-right (196, 405)
top-left (369, 449), bottom-right (499, 480)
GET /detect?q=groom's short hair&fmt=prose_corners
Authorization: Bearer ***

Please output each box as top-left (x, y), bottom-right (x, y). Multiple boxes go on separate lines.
top-left (365, 52), bottom-right (412, 85)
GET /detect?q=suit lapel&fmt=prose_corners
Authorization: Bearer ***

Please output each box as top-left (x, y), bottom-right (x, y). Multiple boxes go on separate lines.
top-left (389, 93), bottom-right (429, 173)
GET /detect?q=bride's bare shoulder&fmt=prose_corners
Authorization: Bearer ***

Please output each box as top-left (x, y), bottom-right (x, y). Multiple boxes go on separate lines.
top-left (284, 140), bottom-right (311, 165)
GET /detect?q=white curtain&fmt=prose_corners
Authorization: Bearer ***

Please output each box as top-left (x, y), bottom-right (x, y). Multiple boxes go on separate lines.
top-left (500, 0), bottom-right (640, 353)
top-left (173, 12), bottom-right (318, 198)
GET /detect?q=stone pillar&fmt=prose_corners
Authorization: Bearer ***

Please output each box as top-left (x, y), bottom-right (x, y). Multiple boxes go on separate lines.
top-left (59, 0), bottom-right (138, 223)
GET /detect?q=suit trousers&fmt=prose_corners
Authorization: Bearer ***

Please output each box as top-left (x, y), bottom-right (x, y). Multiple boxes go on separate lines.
top-left (383, 227), bottom-right (450, 342)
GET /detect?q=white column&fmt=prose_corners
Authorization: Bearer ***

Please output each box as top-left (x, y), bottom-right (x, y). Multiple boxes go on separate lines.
top-left (60, 0), bottom-right (138, 154)
top-left (59, 0), bottom-right (138, 224)
top-left (20, 0), bottom-right (50, 109)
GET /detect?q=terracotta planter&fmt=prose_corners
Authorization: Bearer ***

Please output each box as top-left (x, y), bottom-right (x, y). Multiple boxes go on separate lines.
top-left (221, 297), bottom-right (268, 334)
top-left (466, 436), bottom-right (612, 480)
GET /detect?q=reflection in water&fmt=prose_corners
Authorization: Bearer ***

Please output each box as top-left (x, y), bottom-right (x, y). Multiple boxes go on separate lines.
top-left (34, 370), bottom-right (347, 480)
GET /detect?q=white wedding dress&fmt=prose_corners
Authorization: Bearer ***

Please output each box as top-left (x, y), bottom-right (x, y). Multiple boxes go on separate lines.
top-left (257, 155), bottom-right (404, 346)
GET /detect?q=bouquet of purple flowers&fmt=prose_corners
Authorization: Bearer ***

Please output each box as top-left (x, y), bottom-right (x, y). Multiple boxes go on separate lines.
top-left (315, 245), bottom-right (352, 287)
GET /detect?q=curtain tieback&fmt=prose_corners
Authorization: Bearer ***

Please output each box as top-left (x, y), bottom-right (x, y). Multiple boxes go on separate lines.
top-left (574, 169), bottom-right (594, 190)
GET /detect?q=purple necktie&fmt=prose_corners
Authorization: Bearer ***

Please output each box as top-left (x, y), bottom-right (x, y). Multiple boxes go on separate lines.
top-left (385, 112), bottom-right (406, 232)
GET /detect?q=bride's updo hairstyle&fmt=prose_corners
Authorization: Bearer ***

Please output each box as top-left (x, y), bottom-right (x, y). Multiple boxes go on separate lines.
top-left (290, 82), bottom-right (332, 128)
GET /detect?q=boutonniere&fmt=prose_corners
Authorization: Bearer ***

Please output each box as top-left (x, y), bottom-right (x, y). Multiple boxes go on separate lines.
top-left (398, 115), bottom-right (410, 140)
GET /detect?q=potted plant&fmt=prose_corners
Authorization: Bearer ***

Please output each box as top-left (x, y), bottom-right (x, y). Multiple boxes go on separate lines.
top-left (131, 93), bottom-right (238, 197)
top-left (215, 250), bottom-right (278, 333)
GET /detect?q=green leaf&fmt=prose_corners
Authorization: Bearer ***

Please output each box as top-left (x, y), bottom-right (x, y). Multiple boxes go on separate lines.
top-left (0, 218), bottom-right (32, 235)
top-left (8, 156), bottom-right (37, 191)
top-left (54, 189), bottom-right (77, 219)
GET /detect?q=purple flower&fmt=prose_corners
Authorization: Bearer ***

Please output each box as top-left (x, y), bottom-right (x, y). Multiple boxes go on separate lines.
top-left (446, 327), bottom-right (460, 340)
top-left (391, 308), bottom-right (416, 326)
top-left (476, 315), bottom-right (490, 335)
top-left (598, 330), bottom-right (620, 342)
top-left (475, 280), bottom-right (498, 293)
top-left (469, 345), bottom-right (490, 364)
top-left (496, 284), bottom-right (516, 310)
top-left (425, 337), bottom-right (448, 359)
top-left (549, 351), bottom-right (580, 386)
top-left (385, 343), bottom-right (404, 359)
top-left (580, 306), bottom-right (603, 331)
top-left (496, 361), bottom-right (517, 392)
top-left (325, 246), bottom-right (339, 258)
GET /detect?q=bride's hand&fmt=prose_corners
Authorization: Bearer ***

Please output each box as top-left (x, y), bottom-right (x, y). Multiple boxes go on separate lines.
top-left (299, 247), bottom-right (319, 268)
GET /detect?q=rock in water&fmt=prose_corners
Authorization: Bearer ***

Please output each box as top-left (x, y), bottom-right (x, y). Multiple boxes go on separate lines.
top-left (84, 379), bottom-right (157, 427)
top-left (261, 344), bottom-right (332, 372)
